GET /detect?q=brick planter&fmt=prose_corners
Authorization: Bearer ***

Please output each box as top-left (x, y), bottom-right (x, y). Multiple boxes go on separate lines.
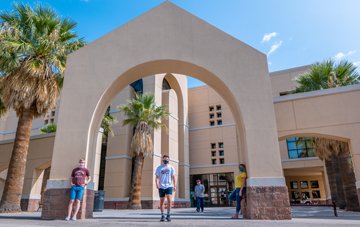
top-left (41, 188), bottom-right (94, 220)
top-left (245, 186), bottom-right (291, 220)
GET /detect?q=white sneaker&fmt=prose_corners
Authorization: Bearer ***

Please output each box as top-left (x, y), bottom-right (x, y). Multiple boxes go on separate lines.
top-left (71, 216), bottom-right (77, 221)
top-left (65, 216), bottom-right (70, 221)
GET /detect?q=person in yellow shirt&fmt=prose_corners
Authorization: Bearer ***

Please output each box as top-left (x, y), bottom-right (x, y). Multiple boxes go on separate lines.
top-left (231, 164), bottom-right (247, 219)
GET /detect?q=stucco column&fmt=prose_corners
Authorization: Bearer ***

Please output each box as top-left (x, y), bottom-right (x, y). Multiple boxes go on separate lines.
top-left (21, 168), bottom-right (43, 211)
top-left (239, 94), bottom-right (291, 219)
top-left (244, 128), bottom-right (291, 220)
top-left (87, 129), bottom-right (103, 191)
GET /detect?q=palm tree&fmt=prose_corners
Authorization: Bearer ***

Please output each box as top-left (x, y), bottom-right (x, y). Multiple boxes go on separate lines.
top-left (297, 137), bottom-right (359, 210)
top-left (293, 59), bottom-right (360, 211)
top-left (313, 138), bottom-right (359, 211)
top-left (294, 59), bottom-right (359, 93)
top-left (0, 97), bottom-right (6, 117)
top-left (101, 109), bottom-right (117, 141)
top-left (0, 4), bottom-right (85, 212)
top-left (119, 93), bottom-right (169, 209)
top-left (0, 79), bottom-right (7, 117)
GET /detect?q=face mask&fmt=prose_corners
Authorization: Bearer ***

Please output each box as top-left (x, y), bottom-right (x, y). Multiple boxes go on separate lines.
top-left (239, 166), bottom-right (245, 172)
top-left (163, 159), bottom-right (169, 164)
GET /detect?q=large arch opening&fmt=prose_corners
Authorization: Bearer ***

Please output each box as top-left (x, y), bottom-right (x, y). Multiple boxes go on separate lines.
top-left (87, 60), bottom-right (247, 173)
top-left (85, 60), bottom-right (246, 209)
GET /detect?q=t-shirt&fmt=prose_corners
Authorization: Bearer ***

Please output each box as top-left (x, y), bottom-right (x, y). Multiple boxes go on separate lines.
top-left (194, 184), bottom-right (205, 197)
top-left (235, 172), bottom-right (247, 188)
top-left (71, 167), bottom-right (90, 186)
top-left (155, 165), bottom-right (176, 189)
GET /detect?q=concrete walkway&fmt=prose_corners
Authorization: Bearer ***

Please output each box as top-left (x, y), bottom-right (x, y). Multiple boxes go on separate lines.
top-left (0, 207), bottom-right (359, 227)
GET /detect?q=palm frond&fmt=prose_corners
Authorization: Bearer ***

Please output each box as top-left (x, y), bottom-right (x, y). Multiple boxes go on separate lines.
top-left (0, 3), bottom-right (86, 117)
top-left (119, 93), bottom-right (169, 157)
top-left (294, 59), bottom-right (359, 93)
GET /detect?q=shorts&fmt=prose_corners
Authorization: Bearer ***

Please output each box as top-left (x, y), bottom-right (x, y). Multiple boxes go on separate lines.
top-left (70, 186), bottom-right (85, 201)
top-left (159, 187), bottom-right (173, 198)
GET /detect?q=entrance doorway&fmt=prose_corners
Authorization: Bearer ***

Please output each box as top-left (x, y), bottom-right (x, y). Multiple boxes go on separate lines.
top-left (190, 173), bottom-right (234, 207)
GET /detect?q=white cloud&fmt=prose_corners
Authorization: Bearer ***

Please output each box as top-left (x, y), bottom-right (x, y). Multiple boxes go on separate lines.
top-left (353, 61), bottom-right (360, 67)
top-left (334, 50), bottom-right (357, 60)
top-left (267, 41), bottom-right (283, 56)
top-left (262, 32), bottom-right (277, 43)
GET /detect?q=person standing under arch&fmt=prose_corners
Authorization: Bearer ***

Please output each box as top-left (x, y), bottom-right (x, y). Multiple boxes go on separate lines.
top-left (231, 164), bottom-right (247, 219)
top-left (155, 155), bottom-right (177, 222)
top-left (65, 159), bottom-right (91, 221)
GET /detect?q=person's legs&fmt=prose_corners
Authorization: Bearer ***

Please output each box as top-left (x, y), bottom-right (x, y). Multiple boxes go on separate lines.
top-left (196, 196), bottom-right (200, 212)
top-left (72, 200), bottom-right (81, 220)
top-left (72, 186), bottom-right (84, 220)
top-left (66, 200), bottom-right (74, 220)
top-left (65, 186), bottom-right (76, 220)
top-left (165, 194), bottom-right (172, 221)
top-left (165, 187), bottom-right (173, 221)
top-left (159, 188), bottom-right (166, 221)
top-left (200, 197), bottom-right (204, 212)
top-left (231, 188), bottom-right (240, 218)
top-left (236, 188), bottom-right (241, 215)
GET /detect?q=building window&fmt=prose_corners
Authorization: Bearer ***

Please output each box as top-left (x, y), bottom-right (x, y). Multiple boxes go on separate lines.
top-left (209, 106), bottom-right (214, 112)
top-left (212, 159), bottom-right (217, 165)
top-left (211, 143), bottom-right (216, 149)
top-left (209, 113), bottom-right (214, 119)
top-left (217, 120), bottom-right (222, 125)
top-left (216, 105), bottom-right (221, 110)
top-left (287, 137), bottom-right (316, 159)
top-left (219, 150), bottom-right (224, 156)
top-left (219, 158), bottom-right (225, 164)
top-left (211, 151), bottom-right (216, 157)
top-left (218, 142), bottom-right (224, 148)
top-left (44, 119), bottom-right (48, 125)
top-left (50, 119), bottom-right (54, 124)
top-left (51, 110), bottom-right (55, 117)
top-left (217, 113), bottom-right (222, 118)
top-left (210, 121), bottom-right (215, 126)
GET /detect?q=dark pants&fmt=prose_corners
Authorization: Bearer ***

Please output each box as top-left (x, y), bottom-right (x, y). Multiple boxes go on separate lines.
top-left (196, 197), bottom-right (204, 211)
top-left (236, 187), bottom-right (246, 214)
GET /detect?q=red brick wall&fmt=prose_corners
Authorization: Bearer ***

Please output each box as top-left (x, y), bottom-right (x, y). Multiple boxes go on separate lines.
top-left (41, 188), bottom-right (94, 220)
top-left (245, 186), bottom-right (291, 220)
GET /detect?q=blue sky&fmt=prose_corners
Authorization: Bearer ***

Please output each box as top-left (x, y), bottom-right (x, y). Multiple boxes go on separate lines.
top-left (1, 0), bottom-right (359, 88)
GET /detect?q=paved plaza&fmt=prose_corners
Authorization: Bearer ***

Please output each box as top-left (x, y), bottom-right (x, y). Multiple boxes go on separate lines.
top-left (0, 207), bottom-right (359, 227)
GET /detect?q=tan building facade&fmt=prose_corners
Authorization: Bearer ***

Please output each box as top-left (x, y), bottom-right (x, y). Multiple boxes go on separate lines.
top-left (0, 1), bottom-right (359, 220)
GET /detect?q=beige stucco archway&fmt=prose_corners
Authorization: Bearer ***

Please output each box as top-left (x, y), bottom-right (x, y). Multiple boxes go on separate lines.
top-left (42, 2), bottom-right (289, 220)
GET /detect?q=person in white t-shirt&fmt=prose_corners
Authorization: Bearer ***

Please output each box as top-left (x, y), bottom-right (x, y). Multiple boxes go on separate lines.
top-left (155, 155), bottom-right (177, 222)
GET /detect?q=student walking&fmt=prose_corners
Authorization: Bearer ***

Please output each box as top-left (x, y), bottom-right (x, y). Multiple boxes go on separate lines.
top-left (155, 155), bottom-right (177, 222)
top-left (194, 179), bottom-right (205, 212)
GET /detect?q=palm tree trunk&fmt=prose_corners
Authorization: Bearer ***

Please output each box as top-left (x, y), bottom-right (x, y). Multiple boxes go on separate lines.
top-left (128, 153), bottom-right (145, 209)
top-left (325, 154), bottom-right (346, 209)
top-left (338, 147), bottom-right (360, 211)
top-left (0, 107), bottom-right (34, 212)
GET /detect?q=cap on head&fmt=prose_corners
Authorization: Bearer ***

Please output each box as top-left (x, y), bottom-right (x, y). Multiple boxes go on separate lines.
top-left (79, 159), bottom-right (85, 163)
top-left (196, 179), bottom-right (201, 183)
